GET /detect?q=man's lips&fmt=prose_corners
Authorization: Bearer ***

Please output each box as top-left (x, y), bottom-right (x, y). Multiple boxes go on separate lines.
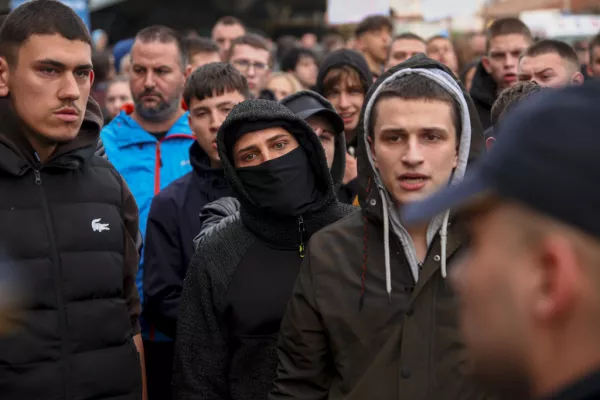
top-left (54, 107), bottom-right (79, 122)
top-left (397, 173), bottom-right (429, 191)
top-left (340, 112), bottom-right (356, 124)
top-left (503, 74), bottom-right (517, 83)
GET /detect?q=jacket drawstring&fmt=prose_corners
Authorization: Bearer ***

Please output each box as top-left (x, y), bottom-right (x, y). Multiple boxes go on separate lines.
top-left (440, 210), bottom-right (450, 278)
top-left (379, 188), bottom-right (392, 304)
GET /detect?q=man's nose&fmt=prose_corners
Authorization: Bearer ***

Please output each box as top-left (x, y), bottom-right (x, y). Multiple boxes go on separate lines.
top-left (143, 71), bottom-right (156, 88)
top-left (58, 73), bottom-right (80, 101)
top-left (401, 139), bottom-right (425, 166)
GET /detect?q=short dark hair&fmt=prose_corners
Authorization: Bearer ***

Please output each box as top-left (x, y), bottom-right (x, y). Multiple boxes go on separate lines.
top-left (426, 35), bottom-right (451, 46)
top-left (394, 32), bottom-right (426, 44)
top-left (214, 16), bottom-right (245, 29)
top-left (134, 25), bottom-right (186, 70)
top-left (370, 74), bottom-right (461, 139)
top-left (276, 35), bottom-right (299, 63)
top-left (280, 47), bottom-right (317, 72)
top-left (589, 32), bottom-right (600, 64)
top-left (183, 36), bottom-right (219, 61)
top-left (491, 81), bottom-right (546, 127)
top-left (183, 62), bottom-right (250, 106)
top-left (0, 0), bottom-right (92, 67)
top-left (521, 39), bottom-right (579, 71)
top-left (227, 33), bottom-right (272, 66)
top-left (485, 18), bottom-right (532, 53)
top-left (355, 15), bottom-right (393, 38)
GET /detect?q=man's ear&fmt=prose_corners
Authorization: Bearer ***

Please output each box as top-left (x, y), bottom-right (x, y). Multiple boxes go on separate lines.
top-left (89, 70), bottom-right (95, 87)
top-left (486, 136), bottom-right (496, 151)
top-left (0, 57), bottom-right (10, 97)
top-left (588, 64), bottom-right (594, 78)
top-left (185, 64), bottom-right (192, 79)
top-left (368, 135), bottom-right (378, 169)
top-left (481, 56), bottom-right (492, 75)
top-left (572, 71), bottom-right (585, 85)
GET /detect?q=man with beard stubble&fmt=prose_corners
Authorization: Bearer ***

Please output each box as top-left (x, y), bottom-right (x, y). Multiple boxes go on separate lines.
top-left (100, 25), bottom-right (194, 400)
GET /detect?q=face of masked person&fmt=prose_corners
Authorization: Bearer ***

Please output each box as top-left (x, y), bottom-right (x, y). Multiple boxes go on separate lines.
top-left (233, 127), bottom-right (318, 216)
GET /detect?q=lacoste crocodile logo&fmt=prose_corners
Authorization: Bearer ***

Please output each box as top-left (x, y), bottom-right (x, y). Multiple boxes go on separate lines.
top-left (91, 218), bottom-right (110, 232)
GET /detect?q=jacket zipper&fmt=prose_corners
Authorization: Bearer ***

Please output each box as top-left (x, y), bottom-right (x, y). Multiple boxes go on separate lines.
top-left (154, 133), bottom-right (196, 195)
top-left (34, 163), bottom-right (71, 400)
top-left (298, 215), bottom-right (306, 258)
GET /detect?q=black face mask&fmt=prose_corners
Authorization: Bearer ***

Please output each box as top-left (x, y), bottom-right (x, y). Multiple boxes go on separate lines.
top-left (236, 147), bottom-right (319, 217)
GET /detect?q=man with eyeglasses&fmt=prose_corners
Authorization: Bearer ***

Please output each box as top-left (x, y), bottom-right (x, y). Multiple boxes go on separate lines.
top-left (227, 33), bottom-right (272, 99)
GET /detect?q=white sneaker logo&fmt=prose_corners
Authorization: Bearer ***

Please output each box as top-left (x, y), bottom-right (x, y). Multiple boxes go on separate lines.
top-left (91, 218), bottom-right (110, 232)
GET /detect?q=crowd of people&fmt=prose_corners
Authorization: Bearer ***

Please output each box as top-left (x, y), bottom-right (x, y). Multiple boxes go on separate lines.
top-left (2, 1), bottom-right (600, 400)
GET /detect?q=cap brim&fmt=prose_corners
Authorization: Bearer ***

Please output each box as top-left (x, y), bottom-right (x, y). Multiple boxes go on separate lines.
top-left (401, 171), bottom-right (495, 225)
top-left (296, 108), bottom-right (345, 136)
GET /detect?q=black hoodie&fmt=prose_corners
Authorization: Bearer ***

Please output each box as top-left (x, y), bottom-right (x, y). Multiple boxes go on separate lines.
top-left (469, 61), bottom-right (498, 130)
top-left (172, 100), bottom-right (354, 400)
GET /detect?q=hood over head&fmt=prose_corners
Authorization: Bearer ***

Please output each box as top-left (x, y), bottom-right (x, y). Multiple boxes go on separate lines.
top-left (0, 95), bottom-right (104, 175)
top-left (280, 90), bottom-right (346, 188)
top-left (217, 99), bottom-right (337, 224)
top-left (315, 49), bottom-right (373, 96)
top-left (355, 53), bottom-right (484, 301)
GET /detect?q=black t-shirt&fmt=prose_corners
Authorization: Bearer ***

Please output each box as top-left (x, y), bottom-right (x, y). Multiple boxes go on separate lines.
top-left (150, 131), bottom-right (168, 141)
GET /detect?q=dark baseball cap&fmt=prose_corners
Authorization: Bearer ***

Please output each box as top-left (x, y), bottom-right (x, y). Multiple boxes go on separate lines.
top-left (280, 91), bottom-right (345, 136)
top-left (402, 82), bottom-right (600, 239)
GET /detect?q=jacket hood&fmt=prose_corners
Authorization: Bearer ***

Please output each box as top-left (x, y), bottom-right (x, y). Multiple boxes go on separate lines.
top-left (216, 99), bottom-right (341, 244)
top-left (315, 49), bottom-right (373, 96)
top-left (355, 54), bottom-right (484, 296)
top-left (0, 95), bottom-right (103, 175)
top-left (280, 90), bottom-right (346, 189)
top-left (469, 61), bottom-right (498, 108)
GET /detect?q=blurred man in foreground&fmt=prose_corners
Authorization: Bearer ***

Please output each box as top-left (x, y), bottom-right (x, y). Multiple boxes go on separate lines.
top-left (403, 83), bottom-right (600, 400)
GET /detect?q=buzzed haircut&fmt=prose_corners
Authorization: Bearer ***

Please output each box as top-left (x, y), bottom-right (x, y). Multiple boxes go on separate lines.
top-left (0, 0), bottom-right (92, 67)
top-left (521, 39), bottom-right (579, 71)
top-left (214, 16), bottom-right (245, 29)
top-left (369, 74), bottom-right (461, 139)
top-left (485, 18), bottom-right (533, 53)
top-left (589, 32), bottom-right (600, 65)
top-left (183, 62), bottom-right (250, 106)
top-left (183, 36), bottom-right (219, 61)
top-left (135, 25), bottom-right (187, 70)
top-left (491, 81), bottom-right (546, 127)
top-left (355, 15), bottom-right (393, 38)
top-left (426, 35), bottom-right (450, 46)
top-left (394, 32), bottom-right (426, 44)
top-left (227, 33), bottom-right (272, 66)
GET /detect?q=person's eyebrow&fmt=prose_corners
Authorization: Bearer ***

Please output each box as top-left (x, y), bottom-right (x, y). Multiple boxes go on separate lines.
top-left (266, 133), bottom-right (290, 144)
top-left (35, 59), bottom-right (93, 70)
top-left (534, 68), bottom-right (555, 75)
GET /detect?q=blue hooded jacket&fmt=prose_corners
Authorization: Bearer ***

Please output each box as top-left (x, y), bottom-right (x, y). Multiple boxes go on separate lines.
top-left (100, 110), bottom-right (195, 302)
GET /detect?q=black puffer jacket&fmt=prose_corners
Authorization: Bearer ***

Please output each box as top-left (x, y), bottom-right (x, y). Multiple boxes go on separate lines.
top-left (0, 97), bottom-right (142, 400)
top-left (173, 100), bottom-right (354, 400)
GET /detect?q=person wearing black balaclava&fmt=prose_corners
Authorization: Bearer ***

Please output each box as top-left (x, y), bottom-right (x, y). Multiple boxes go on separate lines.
top-left (172, 99), bottom-right (354, 400)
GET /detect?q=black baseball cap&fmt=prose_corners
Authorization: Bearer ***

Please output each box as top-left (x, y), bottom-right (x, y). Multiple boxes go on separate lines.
top-left (280, 90), bottom-right (345, 136)
top-left (402, 82), bottom-right (600, 240)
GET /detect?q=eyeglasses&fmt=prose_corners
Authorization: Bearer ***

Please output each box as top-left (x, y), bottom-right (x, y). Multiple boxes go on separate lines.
top-left (232, 59), bottom-right (270, 73)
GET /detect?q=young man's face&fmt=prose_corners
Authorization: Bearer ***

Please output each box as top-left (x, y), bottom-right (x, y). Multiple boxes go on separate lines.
top-left (0, 33), bottom-right (93, 145)
top-left (229, 44), bottom-right (271, 98)
top-left (358, 28), bottom-right (392, 64)
top-left (426, 38), bottom-right (458, 74)
top-left (483, 34), bottom-right (531, 92)
top-left (294, 55), bottom-right (318, 89)
top-left (324, 70), bottom-right (365, 133)
top-left (212, 22), bottom-right (245, 60)
top-left (188, 90), bottom-right (246, 168)
top-left (371, 97), bottom-right (458, 206)
top-left (188, 52), bottom-right (221, 74)
top-left (233, 127), bottom-right (299, 168)
top-left (130, 40), bottom-right (186, 122)
top-left (386, 38), bottom-right (426, 70)
top-left (105, 80), bottom-right (132, 119)
top-left (518, 52), bottom-right (583, 88)
top-left (588, 45), bottom-right (600, 78)
top-left (305, 115), bottom-right (335, 170)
